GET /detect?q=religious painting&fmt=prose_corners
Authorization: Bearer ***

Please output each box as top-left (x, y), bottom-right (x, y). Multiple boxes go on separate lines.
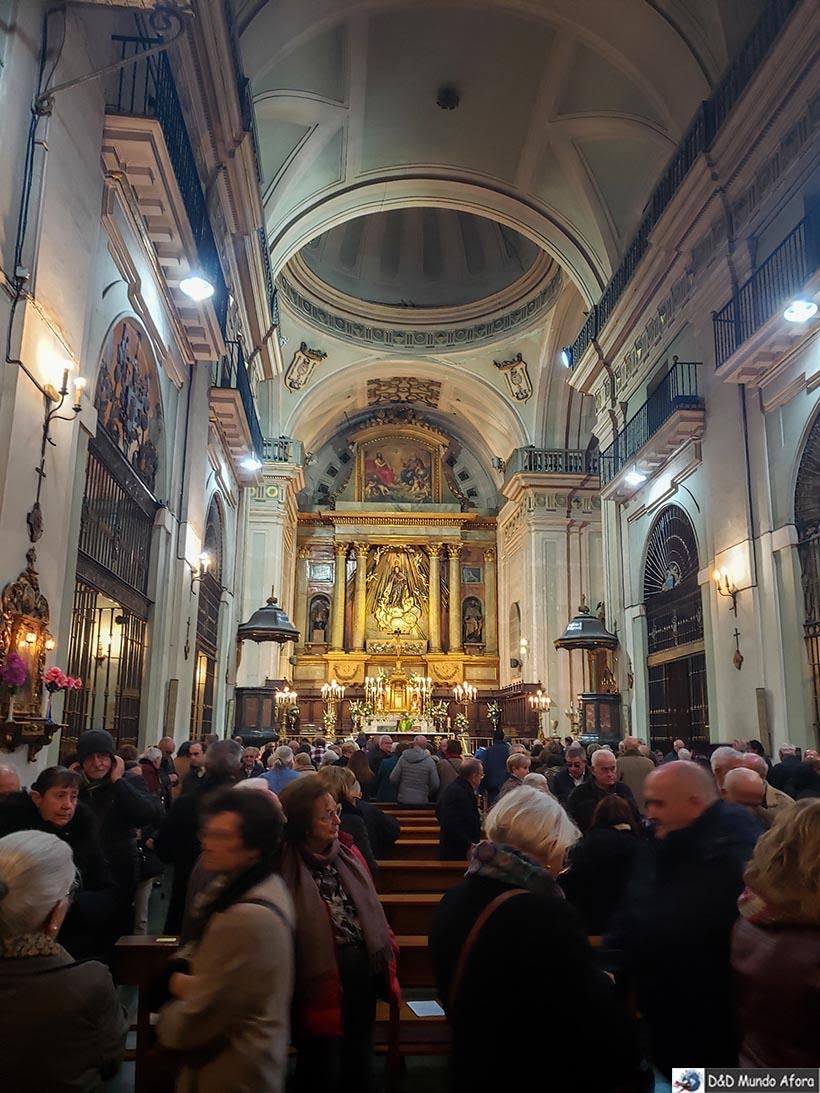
top-left (309, 562), bottom-right (333, 582)
top-left (366, 546), bottom-right (429, 637)
top-left (462, 565), bottom-right (482, 584)
top-left (362, 440), bottom-right (434, 503)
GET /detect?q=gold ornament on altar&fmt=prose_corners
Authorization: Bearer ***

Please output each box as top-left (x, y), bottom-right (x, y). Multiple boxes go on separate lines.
top-left (369, 547), bottom-right (429, 634)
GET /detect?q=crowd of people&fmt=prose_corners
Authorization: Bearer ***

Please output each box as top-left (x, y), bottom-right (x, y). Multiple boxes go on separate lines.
top-left (0, 726), bottom-right (818, 1091)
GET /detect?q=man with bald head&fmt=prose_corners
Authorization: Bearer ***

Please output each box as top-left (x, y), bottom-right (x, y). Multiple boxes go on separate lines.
top-left (609, 760), bottom-right (760, 1076)
top-left (732, 754), bottom-right (794, 827)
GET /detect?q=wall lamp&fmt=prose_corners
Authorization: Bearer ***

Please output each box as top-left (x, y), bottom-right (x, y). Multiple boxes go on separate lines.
top-left (190, 551), bottom-right (211, 594)
top-left (26, 363), bottom-right (86, 542)
top-left (713, 568), bottom-right (739, 614)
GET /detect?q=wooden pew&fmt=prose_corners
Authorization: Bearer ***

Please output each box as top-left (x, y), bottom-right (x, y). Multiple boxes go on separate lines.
top-left (394, 934), bottom-right (435, 986)
top-left (113, 935), bottom-right (179, 1092)
top-left (376, 860), bottom-right (466, 894)
top-left (379, 892), bottom-right (441, 934)
top-left (396, 824), bottom-right (440, 837)
top-left (391, 838), bottom-right (441, 860)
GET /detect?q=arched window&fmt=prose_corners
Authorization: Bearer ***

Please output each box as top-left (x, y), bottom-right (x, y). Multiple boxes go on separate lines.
top-left (643, 505), bottom-right (709, 745)
top-left (796, 412), bottom-right (820, 735)
top-left (191, 499), bottom-right (224, 738)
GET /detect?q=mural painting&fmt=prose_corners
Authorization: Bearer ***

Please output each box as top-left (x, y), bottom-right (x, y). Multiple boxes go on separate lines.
top-left (362, 441), bottom-right (433, 503)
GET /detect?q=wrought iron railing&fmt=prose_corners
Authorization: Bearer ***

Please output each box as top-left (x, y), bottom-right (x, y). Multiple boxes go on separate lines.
top-left (566, 0), bottom-right (799, 367)
top-left (599, 359), bottom-right (704, 485)
top-left (212, 340), bottom-right (264, 459)
top-left (713, 206), bottom-right (820, 368)
top-left (262, 436), bottom-right (303, 465)
top-left (505, 448), bottom-right (599, 478)
top-left (107, 35), bottom-right (229, 334)
top-left (258, 226), bottom-right (280, 329)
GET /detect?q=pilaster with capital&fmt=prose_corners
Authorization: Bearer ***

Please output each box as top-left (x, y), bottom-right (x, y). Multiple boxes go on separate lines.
top-left (352, 542), bottom-right (369, 651)
top-left (483, 546), bottom-right (498, 654)
top-left (330, 542), bottom-right (349, 651)
top-left (447, 543), bottom-right (462, 652)
top-left (294, 546), bottom-right (310, 650)
top-left (427, 543), bottom-right (443, 652)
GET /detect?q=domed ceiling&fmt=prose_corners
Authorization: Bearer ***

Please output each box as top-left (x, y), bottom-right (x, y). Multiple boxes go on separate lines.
top-left (298, 210), bottom-right (541, 309)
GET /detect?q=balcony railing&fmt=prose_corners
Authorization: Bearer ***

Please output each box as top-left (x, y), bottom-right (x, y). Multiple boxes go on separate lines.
top-left (566, 0), bottom-right (798, 368)
top-left (258, 227), bottom-right (280, 329)
top-left (212, 340), bottom-right (263, 459)
top-left (600, 359), bottom-right (703, 485)
top-left (505, 448), bottom-right (599, 478)
top-left (713, 205), bottom-right (820, 368)
top-left (107, 35), bottom-right (229, 334)
top-left (262, 437), bottom-right (303, 465)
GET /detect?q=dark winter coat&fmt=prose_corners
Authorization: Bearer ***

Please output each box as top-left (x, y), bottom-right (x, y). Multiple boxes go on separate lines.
top-left (608, 800), bottom-right (761, 1075)
top-left (339, 800), bottom-right (379, 876)
top-left (374, 754), bottom-right (400, 802)
top-left (559, 825), bottom-right (642, 934)
top-left (357, 799), bottom-right (400, 858)
top-left (430, 872), bottom-right (640, 1092)
top-left (480, 741), bottom-right (510, 799)
top-left (552, 766), bottom-right (591, 805)
top-left (436, 776), bottom-right (481, 860)
top-left (0, 792), bottom-right (117, 960)
top-left (566, 778), bottom-right (639, 834)
top-left (78, 775), bottom-right (163, 893)
top-left (768, 755), bottom-right (804, 795)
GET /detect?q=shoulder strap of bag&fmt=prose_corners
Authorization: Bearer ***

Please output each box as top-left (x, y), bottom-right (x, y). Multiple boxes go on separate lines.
top-left (447, 887), bottom-right (527, 1012)
top-left (238, 897), bottom-right (293, 932)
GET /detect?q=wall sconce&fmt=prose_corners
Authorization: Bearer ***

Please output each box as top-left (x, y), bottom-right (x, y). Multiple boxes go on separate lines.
top-left (24, 631), bottom-right (37, 646)
top-left (713, 568), bottom-right (739, 614)
top-left (26, 361), bottom-right (86, 543)
top-left (44, 637), bottom-right (56, 652)
top-left (190, 551), bottom-right (211, 594)
top-left (95, 639), bottom-right (110, 667)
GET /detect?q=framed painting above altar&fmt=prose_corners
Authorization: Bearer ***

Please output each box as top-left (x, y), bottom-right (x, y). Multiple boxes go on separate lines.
top-left (361, 439), bottom-right (435, 503)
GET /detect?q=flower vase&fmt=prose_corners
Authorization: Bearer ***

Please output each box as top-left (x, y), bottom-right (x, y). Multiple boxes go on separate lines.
top-left (45, 693), bottom-right (54, 725)
top-left (5, 694), bottom-right (14, 723)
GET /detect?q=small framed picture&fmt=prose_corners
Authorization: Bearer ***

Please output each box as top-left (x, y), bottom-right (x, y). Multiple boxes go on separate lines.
top-left (462, 565), bottom-right (482, 584)
top-left (309, 563), bottom-right (333, 582)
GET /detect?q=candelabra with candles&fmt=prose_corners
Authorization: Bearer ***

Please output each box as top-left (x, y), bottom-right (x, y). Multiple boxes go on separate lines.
top-left (452, 682), bottom-right (477, 739)
top-left (528, 688), bottom-right (552, 742)
top-left (274, 685), bottom-right (297, 740)
top-left (564, 700), bottom-right (582, 735)
top-left (364, 672), bottom-right (386, 716)
top-left (410, 674), bottom-right (433, 716)
top-left (321, 679), bottom-right (345, 733)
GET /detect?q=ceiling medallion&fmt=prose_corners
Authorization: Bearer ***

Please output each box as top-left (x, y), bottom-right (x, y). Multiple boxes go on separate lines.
top-left (493, 352), bottom-right (532, 402)
top-left (367, 377), bottom-right (441, 408)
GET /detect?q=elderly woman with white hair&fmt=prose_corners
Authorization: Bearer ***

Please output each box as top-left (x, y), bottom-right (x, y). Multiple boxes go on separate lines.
top-left (261, 745), bottom-right (300, 794)
top-left (0, 830), bottom-right (127, 1091)
top-left (430, 786), bottom-right (640, 1092)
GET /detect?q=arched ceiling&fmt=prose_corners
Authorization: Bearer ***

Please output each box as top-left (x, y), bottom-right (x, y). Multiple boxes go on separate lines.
top-left (237, 0), bottom-right (764, 301)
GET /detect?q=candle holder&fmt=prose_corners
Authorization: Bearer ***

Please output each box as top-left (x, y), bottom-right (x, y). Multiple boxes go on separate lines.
top-left (274, 685), bottom-right (297, 740)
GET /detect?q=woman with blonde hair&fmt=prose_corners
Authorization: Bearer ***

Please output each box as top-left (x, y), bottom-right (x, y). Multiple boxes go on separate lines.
top-left (430, 787), bottom-right (640, 1091)
top-left (317, 766), bottom-right (378, 876)
top-left (732, 799), bottom-right (820, 1066)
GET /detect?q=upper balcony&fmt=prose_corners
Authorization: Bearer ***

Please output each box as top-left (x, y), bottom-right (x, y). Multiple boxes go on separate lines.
top-left (262, 436), bottom-right (304, 467)
top-left (210, 340), bottom-right (263, 483)
top-left (712, 204), bottom-right (820, 399)
top-left (102, 35), bottom-right (228, 362)
top-left (600, 359), bottom-right (705, 502)
top-left (502, 447), bottom-right (599, 508)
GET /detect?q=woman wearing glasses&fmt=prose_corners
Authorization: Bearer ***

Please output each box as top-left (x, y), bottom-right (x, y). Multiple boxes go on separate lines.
top-left (279, 775), bottom-right (399, 1093)
top-left (0, 830), bottom-right (127, 1091)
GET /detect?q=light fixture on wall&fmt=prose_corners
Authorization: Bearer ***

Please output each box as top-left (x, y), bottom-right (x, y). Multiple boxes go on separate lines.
top-left (624, 468), bottom-right (647, 487)
top-left (24, 631), bottom-right (37, 645)
top-left (783, 297), bottom-right (818, 323)
top-left (26, 360), bottom-right (86, 543)
top-left (179, 273), bottom-right (215, 302)
top-left (240, 455), bottom-right (263, 472)
top-left (713, 568), bottom-right (739, 614)
top-left (190, 551), bottom-right (211, 594)
top-left (44, 637), bottom-right (56, 652)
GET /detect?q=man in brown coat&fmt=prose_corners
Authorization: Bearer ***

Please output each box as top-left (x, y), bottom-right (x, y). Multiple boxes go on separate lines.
top-left (616, 737), bottom-right (655, 813)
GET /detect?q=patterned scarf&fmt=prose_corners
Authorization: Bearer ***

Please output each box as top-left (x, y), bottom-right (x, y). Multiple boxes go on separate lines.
top-left (466, 840), bottom-right (563, 899)
top-left (738, 884), bottom-right (819, 927)
top-left (2, 932), bottom-right (62, 958)
top-left (280, 837), bottom-right (394, 1038)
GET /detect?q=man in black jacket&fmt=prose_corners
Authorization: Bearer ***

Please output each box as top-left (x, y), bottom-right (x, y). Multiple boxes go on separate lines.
top-left (608, 760), bottom-right (761, 1076)
top-left (768, 743), bottom-right (802, 793)
top-left (552, 745), bottom-right (590, 805)
top-left (567, 748), bottom-right (639, 833)
top-left (437, 759), bottom-right (483, 860)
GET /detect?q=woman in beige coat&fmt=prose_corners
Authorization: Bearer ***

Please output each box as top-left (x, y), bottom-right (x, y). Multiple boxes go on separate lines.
top-left (157, 788), bottom-right (294, 1093)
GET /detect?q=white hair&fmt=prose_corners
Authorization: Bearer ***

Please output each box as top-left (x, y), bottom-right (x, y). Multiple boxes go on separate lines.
top-left (235, 777), bottom-right (275, 795)
top-left (0, 831), bottom-right (75, 938)
top-left (710, 746), bottom-right (743, 771)
top-left (274, 746), bottom-right (294, 769)
top-left (413, 735), bottom-right (428, 748)
top-left (379, 735), bottom-right (393, 746)
top-left (779, 743), bottom-right (796, 758)
top-left (141, 746), bottom-right (162, 764)
top-left (677, 748), bottom-right (692, 761)
top-left (522, 772), bottom-right (550, 793)
top-left (591, 748), bottom-right (617, 767)
top-left (486, 786), bottom-right (580, 867)
top-left (319, 750), bottom-right (339, 767)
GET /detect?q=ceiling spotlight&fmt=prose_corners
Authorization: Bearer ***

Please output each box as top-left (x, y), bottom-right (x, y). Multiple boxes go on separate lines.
top-left (783, 297), bottom-right (818, 323)
top-left (624, 469), bottom-right (647, 487)
top-left (179, 274), bottom-right (215, 302)
top-left (436, 85), bottom-right (460, 110)
top-left (560, 347), bottom-right (573, 368)
top-left (241, 455), bottom-right (263, 472)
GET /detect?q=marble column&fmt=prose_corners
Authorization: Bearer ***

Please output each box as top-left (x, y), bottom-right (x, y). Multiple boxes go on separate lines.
top-left (352, 541), bottom-right (369, 651)
top-left (447, 543), bottom-right (462, 653)
top-left (330, 541), bottom-right (348, 651)
top-left (483, 546), bottom-right (498, 654)
top-left (294, 546), bottom-right (310, 650)
top-left (428, 543), bottom-right (442, 652)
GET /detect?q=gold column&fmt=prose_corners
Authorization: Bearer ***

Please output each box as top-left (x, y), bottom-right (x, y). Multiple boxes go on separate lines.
top-left (483, 546), bottom-right (498, 654)
top-left (294, 546), bottom-right (310, 649)
top-left (352, 542), bottom-right (369, 651)
top-left (447, 543), bottom-right (462, 653)
top-left (330, 541), bottom-right (348, 651)
top-left (428, 543), bottom-right (442, 652)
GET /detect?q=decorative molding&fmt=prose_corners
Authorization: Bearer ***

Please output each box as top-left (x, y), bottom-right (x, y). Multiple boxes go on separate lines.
top-left (493, 352), bottom-right (532, 402)
top-left (284, 341), bottom-right (327, 391)
top-left (367, 377), bottom-right (441, 408)
top-left (278, 267), bottom-right (562, 352)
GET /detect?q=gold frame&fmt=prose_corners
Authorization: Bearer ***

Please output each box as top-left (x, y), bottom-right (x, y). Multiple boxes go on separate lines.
top-left (1, 550), bottom-right (52, 718)
top-left (354, 423), bottom-right (445, 503)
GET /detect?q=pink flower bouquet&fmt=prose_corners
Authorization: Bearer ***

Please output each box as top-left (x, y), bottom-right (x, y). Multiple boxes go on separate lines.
top-left (44, 666), bottom-right (83, 694)
top-left (1, 652), bottom-right (28, 694)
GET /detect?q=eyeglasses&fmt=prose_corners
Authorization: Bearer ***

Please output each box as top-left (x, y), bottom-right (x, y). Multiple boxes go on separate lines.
top-left (318, 804), bottom-right (342, 822)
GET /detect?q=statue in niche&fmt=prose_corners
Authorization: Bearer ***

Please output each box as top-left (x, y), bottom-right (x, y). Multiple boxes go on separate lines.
top-left (309, 595), bottom-right (330, 643)
top-left (462, 596), bottom-right (484, 645)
